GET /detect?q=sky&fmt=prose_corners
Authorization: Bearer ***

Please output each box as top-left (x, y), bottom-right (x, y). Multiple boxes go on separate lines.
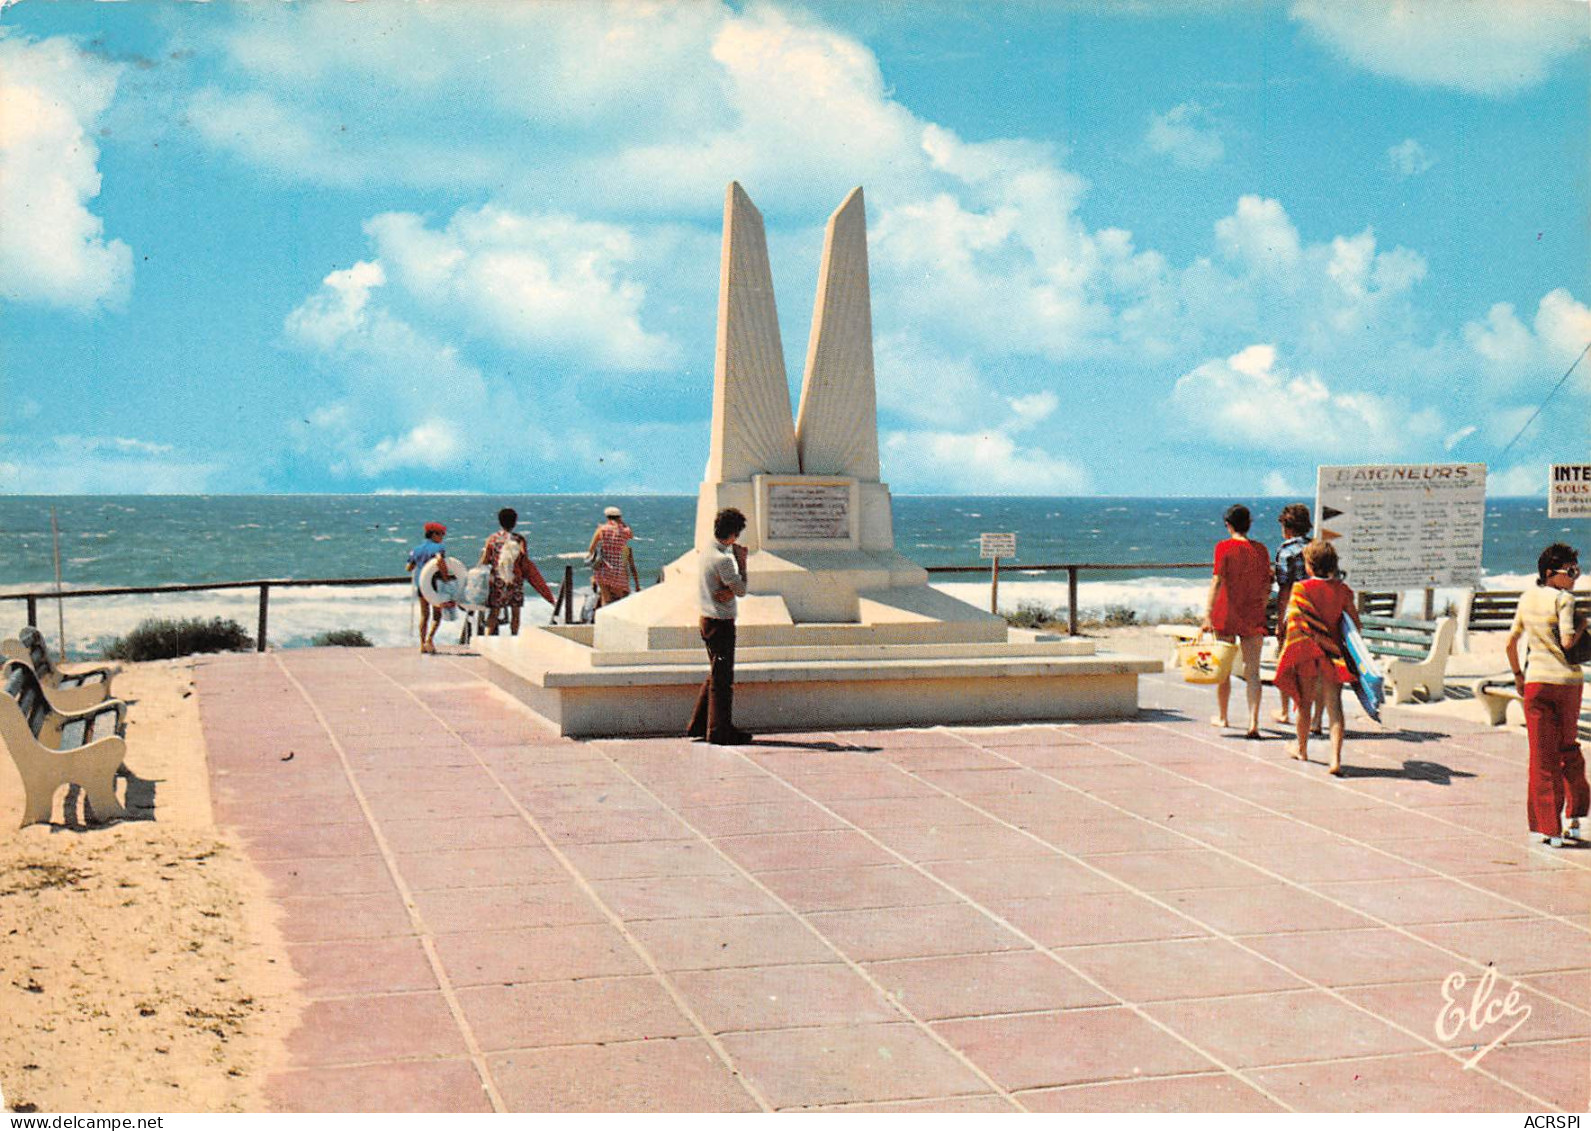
top-left (1, 0), bottom-right (1587, 497)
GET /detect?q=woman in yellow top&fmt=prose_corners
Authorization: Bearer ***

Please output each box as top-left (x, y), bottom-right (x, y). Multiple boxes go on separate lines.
top-left (1505, 543), bottom-right (1587, 848)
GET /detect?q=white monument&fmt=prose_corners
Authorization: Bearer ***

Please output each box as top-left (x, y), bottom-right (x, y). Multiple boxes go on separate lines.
top-left (482, 183), bottom-right (1160, 736)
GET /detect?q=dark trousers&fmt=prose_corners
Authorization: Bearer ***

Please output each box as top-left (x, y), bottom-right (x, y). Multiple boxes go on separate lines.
top-left (687, 617), bottom-right (737, 740)
top-left (1524, 681), bottom-right (1588, 835)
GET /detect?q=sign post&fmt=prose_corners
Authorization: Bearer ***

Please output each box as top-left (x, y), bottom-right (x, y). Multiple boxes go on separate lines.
top-left (1315, 463), bottom-right (1486, 594)
top-left (980, 532), bottom-right (1017, 615)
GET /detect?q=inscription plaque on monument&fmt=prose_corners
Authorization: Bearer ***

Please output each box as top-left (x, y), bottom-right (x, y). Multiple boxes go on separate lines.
top-left (753, 475), bottom-right (860, 549)
top-left (767, 482), bottom-right (851, 540)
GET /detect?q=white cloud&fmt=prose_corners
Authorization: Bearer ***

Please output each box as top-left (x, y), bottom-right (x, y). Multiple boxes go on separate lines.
top-left (880, 429), bottom-right (1090, 494)
top-left (1262, 471), bottom-right (1301, 496)
top-left (0, 435), bottom-right (219, 493)
top-left (1215, 196), bottom-right (1301, 275)
top-left (1171, 343), bottom-right (1442, 456)
top-left (53, 435), bottom-right (176, 457)
top-left (0, 34), bottom-right (132, 311)
top-left (1387, 138), bottom-right (1434, 178)
top-left (1464, 288), bottom-right (1591, 390)
top-left (1489, 462), bottom-right (1547, 496)
top-left (365, 207), bottom-right (678, 371)
top-left (1442, 424), bottom-right (1478, 451)
top-left (1292, 0), bottom-right (1588, 96)
top-left (1145, 102), bottom-right (1225, 169)
top-left (1006, 391), bottom-right (1059, 432)
top-left (357, 419), bottom-right (464, 476)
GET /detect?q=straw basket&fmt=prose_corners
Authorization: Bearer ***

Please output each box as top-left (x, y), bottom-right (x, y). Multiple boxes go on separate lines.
top-left (1176, 633), bottom-right (1238, 684)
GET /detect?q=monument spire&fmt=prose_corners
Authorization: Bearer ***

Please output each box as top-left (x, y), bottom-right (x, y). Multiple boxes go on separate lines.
top-left (794, 186), bottom-right (879, 481)
top-left (705, 182), bottom-right (800, 483)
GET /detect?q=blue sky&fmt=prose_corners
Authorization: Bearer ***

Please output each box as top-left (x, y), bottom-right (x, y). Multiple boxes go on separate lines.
top-left (1, 0), bottom-right (1587, 496)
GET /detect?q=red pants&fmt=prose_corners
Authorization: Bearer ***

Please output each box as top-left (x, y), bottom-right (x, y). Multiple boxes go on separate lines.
top-left (1523, 681), bottom-right (1588, 836)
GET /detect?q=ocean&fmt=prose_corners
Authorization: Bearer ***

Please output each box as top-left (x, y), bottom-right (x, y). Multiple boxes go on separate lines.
top-left (0, 495), bottom-right (1580, 657)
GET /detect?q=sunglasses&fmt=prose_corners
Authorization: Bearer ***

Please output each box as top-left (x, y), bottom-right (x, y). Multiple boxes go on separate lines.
top-left (1551, 566), bottom-right (1582, 578)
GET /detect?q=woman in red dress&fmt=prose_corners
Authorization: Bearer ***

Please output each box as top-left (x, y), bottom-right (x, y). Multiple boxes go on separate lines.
top-left (1274, 540), bottom-right (1358, 774)
top-left (1202, 504), bottom-right (1271, 737)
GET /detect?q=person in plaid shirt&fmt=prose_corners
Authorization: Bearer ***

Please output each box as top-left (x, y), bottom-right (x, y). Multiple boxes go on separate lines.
top-left (586, 505), bottom-right (635, 608)
top-left (1272, 503), bottom-right (1313, 727)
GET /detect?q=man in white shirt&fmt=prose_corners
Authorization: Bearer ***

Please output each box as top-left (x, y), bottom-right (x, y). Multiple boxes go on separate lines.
top-left (686, 507), bottom-right (752, 744)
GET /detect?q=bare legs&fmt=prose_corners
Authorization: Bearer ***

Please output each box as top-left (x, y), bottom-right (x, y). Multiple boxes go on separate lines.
top-left (417, 596), bottom-right (442, 653)
top-left (1292, 672), bottom-right (1345, 771)
top-left (1213, 634), bottom-right (1264, 736)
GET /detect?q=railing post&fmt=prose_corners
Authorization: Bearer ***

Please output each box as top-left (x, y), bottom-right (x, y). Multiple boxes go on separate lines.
top-left (25, 595), bottom-right (37, 629)
top-left (563, 565), bottom-right (575, 624)
top-left (1068, 567), bottom-right (1080, 637)
top-left (257, 583), bottom-right (269, 652)
top-left (990, 557), bottom-right (1000, 615)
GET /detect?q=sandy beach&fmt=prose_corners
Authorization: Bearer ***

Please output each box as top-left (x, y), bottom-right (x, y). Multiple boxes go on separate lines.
top-left (0, 659), bottom-right (299, 1114)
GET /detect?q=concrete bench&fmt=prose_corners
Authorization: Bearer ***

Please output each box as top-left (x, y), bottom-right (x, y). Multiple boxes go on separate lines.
top-left (1, 626), bottom-right (117, 712)
top-left (1472, 675), bottom-right (1591, 736)
top-left (1, 660), bottom-right (128, 826)
top-left (1360, 614), bottom-right (1456, 704)
top-left (1456, 590), bottom-right (1591, 652)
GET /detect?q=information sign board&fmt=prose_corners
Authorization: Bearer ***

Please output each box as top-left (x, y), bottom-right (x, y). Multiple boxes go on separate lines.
top-left (1315, 463), bottom-right (1486, 589)
top-left (980, 532), bottom-right (1017, 560)
top-left (1549, 464), bottom-right (1591, 519)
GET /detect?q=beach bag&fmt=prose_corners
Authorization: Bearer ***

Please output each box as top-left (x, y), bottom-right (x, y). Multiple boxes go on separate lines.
top-left (1176, 632), bottom-right (1239, 684)
top-left (463, 565), bottom-right (492, 607)
top-left (496, 536), bottom-right (525, 585)
top-left (1565, 631), bottom-right (1591, 667)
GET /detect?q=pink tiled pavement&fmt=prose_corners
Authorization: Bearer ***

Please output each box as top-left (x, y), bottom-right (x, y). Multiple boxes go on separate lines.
top-left (196, 647), bottom-right (1591, 1112)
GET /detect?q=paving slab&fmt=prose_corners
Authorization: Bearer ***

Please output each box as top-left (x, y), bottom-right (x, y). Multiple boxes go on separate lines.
top-left (196, 649), bottom-right (1591, 1112)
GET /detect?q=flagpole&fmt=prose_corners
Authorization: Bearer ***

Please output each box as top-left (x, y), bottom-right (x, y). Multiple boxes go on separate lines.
top-left (51, 506), bottom-right (66, 657)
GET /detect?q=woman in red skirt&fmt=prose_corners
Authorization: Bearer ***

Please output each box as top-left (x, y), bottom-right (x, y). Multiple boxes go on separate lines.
top-left (1201, 504), bottom-right (1271, 737)
top-left (1274, 540), bottom-right (1357, 775)
top-left (1505, 543), bottom-right (1587, 848)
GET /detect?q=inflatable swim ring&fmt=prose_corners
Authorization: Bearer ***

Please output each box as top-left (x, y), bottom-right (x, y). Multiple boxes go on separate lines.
top-left (418, 555), bottom-right (469, 608)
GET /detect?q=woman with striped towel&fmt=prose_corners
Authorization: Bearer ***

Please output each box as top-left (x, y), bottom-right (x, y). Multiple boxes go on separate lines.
top-left (1274, 540), bottom-right (1359, 775)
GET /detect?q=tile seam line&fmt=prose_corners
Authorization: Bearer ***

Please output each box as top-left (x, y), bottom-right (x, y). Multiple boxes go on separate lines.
top-left (821, 719), bottom-right (1565, 1111)
top-left (691, 742), bottom-right (1303, 1112)
top-left (1130, 715), bottom-right (1591, 937)
top-left (572, 735), bottom-right (1030, 1113)
top-left (267, 653), bottom-right (507, 1114)
top-left (946, 722), bottom-right (1569, 1110)
top-left (360, 652), bottom-right (776, 1114)
top-left (429, 657), bottom-right (1556, 1108)
top-left (1143, 675), bottom-right (1591, 873)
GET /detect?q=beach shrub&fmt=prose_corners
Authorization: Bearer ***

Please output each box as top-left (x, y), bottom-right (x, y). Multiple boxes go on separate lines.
top-left (1102, 604), bottom-right (1139, 627)
top-left (1005, 600), bottom-right (1060, 629)
top-left (101, 617), bottom-right (253, 662)
top-left (311, 629), bottom-right (372, 648)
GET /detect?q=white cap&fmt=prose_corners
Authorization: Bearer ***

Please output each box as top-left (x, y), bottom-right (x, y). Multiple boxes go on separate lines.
top-left (604, 506), bottom-right (621, 518)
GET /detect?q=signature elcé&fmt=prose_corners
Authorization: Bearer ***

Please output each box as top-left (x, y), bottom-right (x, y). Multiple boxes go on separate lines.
top-left (1436, 967), bottom-right (1532, 1069)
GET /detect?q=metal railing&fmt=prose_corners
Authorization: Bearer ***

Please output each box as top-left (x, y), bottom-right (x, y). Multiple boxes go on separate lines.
top-left (0, 568), bottom-right (589, 652)
top-left (0, 561), bottom-right (1213, 649)
top-left (923, 561), bottom-right (1212, 635)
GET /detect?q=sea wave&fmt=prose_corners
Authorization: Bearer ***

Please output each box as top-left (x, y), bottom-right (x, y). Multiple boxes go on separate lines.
top-left (4, 571), bottom-right (1579, 661)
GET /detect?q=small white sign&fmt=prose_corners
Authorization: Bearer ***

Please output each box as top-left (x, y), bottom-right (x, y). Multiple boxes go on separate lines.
top-left (1549, 464), bottom-right (1591, 519)
top-left (1316, 463), bottom-right (1486, 589)
top-left (980, 532), bottom-right (1017, 560)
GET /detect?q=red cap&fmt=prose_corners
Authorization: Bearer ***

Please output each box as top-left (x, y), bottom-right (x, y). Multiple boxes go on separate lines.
top-left (424, 522), bottom-right (447, 537)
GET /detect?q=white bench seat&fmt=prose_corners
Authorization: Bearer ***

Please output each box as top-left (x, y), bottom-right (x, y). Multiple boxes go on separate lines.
top-left (2, 660), bottom-right (128, 826)
top-left (1, 626), bottom-right (117, 712)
